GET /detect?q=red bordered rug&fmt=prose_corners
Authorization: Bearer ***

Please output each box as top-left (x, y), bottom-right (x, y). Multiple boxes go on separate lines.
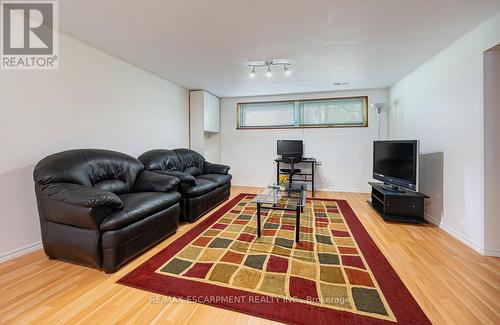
top-left (118, 194), bottom-right (430, 324)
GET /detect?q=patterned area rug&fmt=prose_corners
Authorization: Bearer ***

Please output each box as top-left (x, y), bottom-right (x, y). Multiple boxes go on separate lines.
top-left (118, 194), bottom-right (430, 324)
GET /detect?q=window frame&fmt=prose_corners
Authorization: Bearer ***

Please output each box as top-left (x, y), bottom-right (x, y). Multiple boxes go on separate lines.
top-left (236, 96), bottom-right (368, 129)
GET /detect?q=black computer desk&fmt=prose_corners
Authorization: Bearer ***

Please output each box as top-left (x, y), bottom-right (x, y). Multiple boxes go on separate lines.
top-left (275, 157), bottom-right (317, 197)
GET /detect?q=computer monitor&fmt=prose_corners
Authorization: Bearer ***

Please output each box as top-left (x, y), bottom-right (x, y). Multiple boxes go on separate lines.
top-left (277, 140), bottom-right (303, 155)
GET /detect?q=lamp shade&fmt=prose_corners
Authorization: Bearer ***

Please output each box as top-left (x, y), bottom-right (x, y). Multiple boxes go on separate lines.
top-left (370, 103), bottom-right (386, 114)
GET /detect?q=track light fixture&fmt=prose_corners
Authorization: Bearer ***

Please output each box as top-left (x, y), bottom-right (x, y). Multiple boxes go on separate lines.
top-left (284, 64), bottom-right (291, 75)
top-left (248, 60), bottom-right (291, 78)
top-left (266, 65), bottom-right (272, 78)
top-left (249, 66), bottom-right (256, 77)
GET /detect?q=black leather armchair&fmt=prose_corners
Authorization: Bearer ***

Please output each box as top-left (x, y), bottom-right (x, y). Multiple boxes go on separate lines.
top-left (33, 149), bottom-right (181, 272)
top-left (139, 149), bottom-right (231, 222)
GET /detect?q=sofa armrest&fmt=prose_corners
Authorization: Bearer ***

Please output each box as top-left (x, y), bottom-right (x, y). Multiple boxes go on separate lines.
top-left (156, 170), bottom-right (196, 186)
top-left (41, 183), bottom-right (123, 208)
top-left (37, 183), bottom-right (123, 229)
top-left (133, 170), bottom-right (180, 192)
top-left (204, 162), bottom-right (230, 175)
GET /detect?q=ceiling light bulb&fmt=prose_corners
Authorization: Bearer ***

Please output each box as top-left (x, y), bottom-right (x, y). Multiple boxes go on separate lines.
top-left (284, 65), bottom-right (291, 75)
top-left (249, 66), bottom-right (256, 77)
top-left (266, 65), bottom-right (272, 78)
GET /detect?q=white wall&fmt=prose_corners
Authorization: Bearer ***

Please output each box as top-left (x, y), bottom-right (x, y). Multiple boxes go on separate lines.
top-left (0, 33), bottom-right (189, 261)
top-left (389, 13), bottom-right (500, 254)
top-left (220, 89), bottom-right (389, 192)
top-left (483, 46), bottom-right (500, 255)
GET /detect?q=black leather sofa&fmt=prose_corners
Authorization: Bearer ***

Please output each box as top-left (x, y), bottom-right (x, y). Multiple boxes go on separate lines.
top-left (139, 148), bottom-right (231, 222)
top-left (33, 149), bottom-right (181, 273)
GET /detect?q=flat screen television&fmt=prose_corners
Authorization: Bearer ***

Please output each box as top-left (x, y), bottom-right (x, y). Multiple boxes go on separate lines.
top-left (373, 140), bottom-right (419, 192)
top-left (277, 140), bottom-right (303, 155)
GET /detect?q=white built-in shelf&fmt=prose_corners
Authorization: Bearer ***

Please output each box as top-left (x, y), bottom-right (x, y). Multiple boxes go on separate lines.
top-left (190, 90), bottom-right (221, 163)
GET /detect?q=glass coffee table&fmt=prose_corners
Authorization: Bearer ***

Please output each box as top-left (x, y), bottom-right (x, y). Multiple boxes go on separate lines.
top-left (252, 184), bottom-right (306, 242)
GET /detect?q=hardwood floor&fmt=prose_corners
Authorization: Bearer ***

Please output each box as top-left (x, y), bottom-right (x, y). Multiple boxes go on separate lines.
top-left (1, 186), bottom-right (499, 324)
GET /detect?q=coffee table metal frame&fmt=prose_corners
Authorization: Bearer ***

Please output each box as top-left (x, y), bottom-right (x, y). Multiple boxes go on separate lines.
top-left (252, 185), bottom-right (306, 242)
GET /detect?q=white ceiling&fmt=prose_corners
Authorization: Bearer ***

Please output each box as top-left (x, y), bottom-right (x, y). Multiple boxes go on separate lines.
top-left (59, 0), bottom-right (500, 97)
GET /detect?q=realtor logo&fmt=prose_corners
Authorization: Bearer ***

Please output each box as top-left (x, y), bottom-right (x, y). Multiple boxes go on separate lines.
top-left (1, 1), bottom-right (58, 69)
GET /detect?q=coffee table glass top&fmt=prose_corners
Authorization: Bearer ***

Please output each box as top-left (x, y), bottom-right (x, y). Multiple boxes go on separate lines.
top-left (252, 184), bottom-right (306, 209)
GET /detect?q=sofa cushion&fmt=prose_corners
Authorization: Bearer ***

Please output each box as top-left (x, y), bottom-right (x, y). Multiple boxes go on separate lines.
top-left (100, 192), bottom-right (181, 231)
top-left (182, 178), bottom-right (218, 198)
top-left (33, 149), bottom-right (144, 193)
top-left (173, 148), bottom-right (205, 173)
top-left (184, 166), bottom-right (201, 176)
top-left (197, 174), bottom-right (232, 187)
top-left (93, 179), bottom-right (128, 195)
top-left (138, 149), bottom-right (182, 172)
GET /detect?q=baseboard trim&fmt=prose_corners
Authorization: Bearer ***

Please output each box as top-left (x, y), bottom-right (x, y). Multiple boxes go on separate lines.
top-left (0, 241), bottom-right (42, 263)
top-left (424, 213), bottom-right (484, 255)
top-left (315, 187), bottom-right (371, 194)
top-left (482, 248), bottom-right (500, 257)
top-left (231, 183), bottom-right (370, 194)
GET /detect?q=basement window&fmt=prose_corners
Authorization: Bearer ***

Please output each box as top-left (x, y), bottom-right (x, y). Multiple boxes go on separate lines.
top-left (237, 96), bottom-right (368, 129)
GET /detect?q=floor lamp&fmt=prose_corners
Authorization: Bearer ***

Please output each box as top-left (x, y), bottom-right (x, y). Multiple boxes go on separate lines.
top-left (370, 103), bottom-right (387, 140)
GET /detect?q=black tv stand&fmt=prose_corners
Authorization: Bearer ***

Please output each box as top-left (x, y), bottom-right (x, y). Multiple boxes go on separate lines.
top-left (381, 183), bottom-right (405, 193)
top-left (368, 182), bottom-right (429, 224)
